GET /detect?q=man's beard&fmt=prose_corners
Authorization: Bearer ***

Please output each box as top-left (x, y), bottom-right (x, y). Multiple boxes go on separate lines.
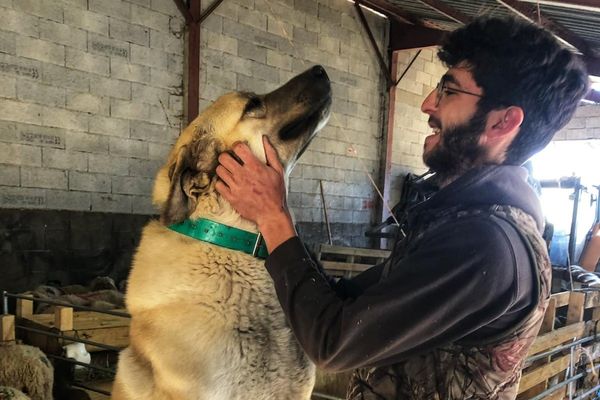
top-left (424, 108), bottom-right (489, 185)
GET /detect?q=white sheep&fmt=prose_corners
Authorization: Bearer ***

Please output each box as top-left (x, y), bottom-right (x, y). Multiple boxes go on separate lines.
top-left (0, 386), bottom-right (30, 399)
top-left (0, 344), bottom-right (53, 400)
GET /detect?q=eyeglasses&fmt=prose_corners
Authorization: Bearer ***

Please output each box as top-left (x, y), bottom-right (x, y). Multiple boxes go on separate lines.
top-left (435, 77), bottom-right (484, 107)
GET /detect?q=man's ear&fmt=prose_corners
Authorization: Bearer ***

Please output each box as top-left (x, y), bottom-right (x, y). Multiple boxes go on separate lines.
top-left (487, 106), bottom-right (524, 138)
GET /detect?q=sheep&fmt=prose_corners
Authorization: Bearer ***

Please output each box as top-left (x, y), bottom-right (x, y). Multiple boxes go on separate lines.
top-left (0, 386), bottom-right (30, 400)
top-left (0, 344), bottom-right (53, 400)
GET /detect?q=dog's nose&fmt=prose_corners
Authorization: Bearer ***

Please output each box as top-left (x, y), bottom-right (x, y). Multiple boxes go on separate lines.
top-left (311, 65), bottom-right (328, 81)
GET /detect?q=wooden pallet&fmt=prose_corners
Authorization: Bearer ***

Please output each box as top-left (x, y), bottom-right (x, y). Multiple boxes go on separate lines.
top-left (517, 289), bottom-right (600, 399)
top-left (317, 244), bottom-right (391, 278)
top-left (14, 298), bottom-right (129, 353)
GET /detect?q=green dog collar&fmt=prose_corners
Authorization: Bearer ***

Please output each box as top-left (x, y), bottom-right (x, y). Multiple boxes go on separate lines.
top-left (168, 218), bottom-right (269, 259)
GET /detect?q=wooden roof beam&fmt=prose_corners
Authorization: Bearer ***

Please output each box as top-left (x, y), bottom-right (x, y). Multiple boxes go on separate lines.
top-left (416, 0), bottom-right (471, 24)
top-left (520, 0), bottom-right (600, 12)
top-left (496, 0), bottom-right (594, 56)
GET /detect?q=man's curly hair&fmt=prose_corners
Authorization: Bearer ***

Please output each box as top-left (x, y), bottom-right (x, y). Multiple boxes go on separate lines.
top-left (438, 16), bottom-right (590, 165)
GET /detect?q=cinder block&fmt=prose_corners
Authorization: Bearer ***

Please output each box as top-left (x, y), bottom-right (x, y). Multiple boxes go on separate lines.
top-left (109, 137), bottom-right (148, 158)
top-left (239, 8), bottom-right (267, 30)
top-left (14, 0), bottom-right (63, 22)
top-left (0, 30), bottom-right (16, 55)
top-left (110, 19), bottom-right (149, 46)
top-left (237, 40), bottom-right (267, 63)
top-left (42, 107), bottom-right (89, 131)
top-left (0, 9), bottom-right (40, 37)
top-left (131, 4), bottom-right (170, 32)
top-left (69, 171), bottom-right (111, 192)
top-left (88, 115), bottom-right (130, 138)
top-left (46, 189), bottom-right (91, 211)
top-left (586, 116), bottom-right (600, 128)
top-left (265, 50), bottom-right (292, 71)
top-left (110, 59), bottom-right (150, 84)
top-left (91, 192), bottom-right (132, 213)
top-left (130, 120), bottom-right (170, 142)
top-left (132, 82), bottom-right (170, 107)
top-left (66, 131), bottom-right (109, 153)
top-left (90, 77), bottom-right (131, 100)
top-left (293, 26), bottom-right (317, 46)
top-left (0, 75), bottom-right (16, 98)
top-left (131, 195), bottom-right (156, 215)
top-left (147, 104), bottom-right (179, 126)
top-left (64, 8), bottom-right (109, 36)
top-left (40, 20), bottom-right (87, 50)
top-left (149, 0), bottom-right (180, 16)
top-left (206, 66), bottom-right (236, 89)
top-left (3, 121), bottom-right (65, 149)
top-left (266, 15), bottom-right (293, 38)
top-left (148, 142), bottom-right (171, 160)
top-left (112, 175), bottom-right (153, 195)
top-left (130, 44), bottom-right (168, 69)
top-left (42, 64), bottom-right (89, 92)
top-left (150, 68), bottom-right (182, 89)
top-left (295, 0), bottom-right (318, 16)
top-left (0, 186), bottom-right (46, 208)
top-left (149, 30), bottom-right (183, 54)
top-left (205, 30), bottom-right (237, 55)
top-left (129, 158), bottom-right (162, 178)
top-left (66, 48), bottom-right (110, 76)
top-left (127, 0), bottom-right (150, 7)
top-left (66, 91), bottom-right (109, 115)
top-left (255, 1), bottom-right (304, 27)
top-left (21, 166), bottom-right (68, 189)
top-left (42, 148), bottom-right (88, 171)
top-left (167, 53), bottom-right (184, 74)
top-left (0, 98), bottom-right (44, 126)
top-left (89, 0), bottom-right (131, 20)
top-left (110, 98), bottom-right (149, 120)
top-left (89, 34), bottom-right (129, 59)
top-left (0, 165), bottom-right (20, 186)
top-left (16, 80), bottom-right (65, 107)
top-left (16, 37), bottom-right (65, 66)
top-left (88, 153), bottom-right (129, 175)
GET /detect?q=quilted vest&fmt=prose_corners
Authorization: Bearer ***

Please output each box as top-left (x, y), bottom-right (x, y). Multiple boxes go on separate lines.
top-left (347, 205), bottom-right (551, 400)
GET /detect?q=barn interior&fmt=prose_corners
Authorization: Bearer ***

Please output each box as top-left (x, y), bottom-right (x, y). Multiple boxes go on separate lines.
top-left (1, 0), bottom-right (600, 399)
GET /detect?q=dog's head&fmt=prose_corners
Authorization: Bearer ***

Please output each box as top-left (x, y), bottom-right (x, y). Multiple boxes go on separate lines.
top-left (154, 65), bottom-right (331, 226)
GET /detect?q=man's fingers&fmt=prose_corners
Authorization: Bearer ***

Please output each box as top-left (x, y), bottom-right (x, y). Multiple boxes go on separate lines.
top-left (263, 136), bottom-right (284, 174)
top-left (218, 152), bottom-right (243, 172)
top-left (215, 180), bottom-right (232, 199)
top-left (232, 142), bottom-right (260, 167)
top-left (215, 165), bottom-right (235, 187)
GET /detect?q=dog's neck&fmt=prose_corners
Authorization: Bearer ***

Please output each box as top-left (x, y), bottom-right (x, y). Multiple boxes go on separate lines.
top-left (187, 192), bottom-right (259, 234)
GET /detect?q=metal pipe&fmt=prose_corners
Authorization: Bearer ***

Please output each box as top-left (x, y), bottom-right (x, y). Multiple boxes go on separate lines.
top-left (2, 291), bottom-right (8, 315)
top-left (319, 180), bottom-right (333, 245)
top-left (529, 363), bottom-right (600, 400)
top-left (569, 178), bottom-right (582, 262)
top-left (573, 382), bottom-right (600, 400)
top-left (354, 0), bottom-right (393, 88)
top-left (525, 334), bottom-right (595, 363)
top-left (311, 392), bottom-right (344, 400)
top-left (16, 325), bottom-right (123, 352)
top-left (3, 293), bottom-right (130, 318)
top-left (46, 353), bottom-right (115, 375)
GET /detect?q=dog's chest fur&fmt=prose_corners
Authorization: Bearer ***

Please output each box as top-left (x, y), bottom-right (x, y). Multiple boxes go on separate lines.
top-left (121, 221), bottom-right (314, 400)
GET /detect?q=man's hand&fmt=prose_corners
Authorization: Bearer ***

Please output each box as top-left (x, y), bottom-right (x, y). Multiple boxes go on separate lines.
top-left (215, 136), bottom-right (297, 252)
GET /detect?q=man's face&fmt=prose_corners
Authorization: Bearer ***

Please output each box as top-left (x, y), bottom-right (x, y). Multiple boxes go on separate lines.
top-left (421, 66), bottom-right (489, 181)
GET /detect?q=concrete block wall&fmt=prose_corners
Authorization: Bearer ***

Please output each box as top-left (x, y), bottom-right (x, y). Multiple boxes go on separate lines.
top-left (198, 0), bottom-right (389, 247)
top-left (554, 103), bottom-right (600, 141)
top-left (0, 0), bottom-right (185, 215)
top-left (389, 47), bottom-right (445, 208)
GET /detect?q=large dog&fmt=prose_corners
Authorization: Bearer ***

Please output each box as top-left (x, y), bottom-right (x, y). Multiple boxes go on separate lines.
top-left (112, 66), bottom-right (331, 400)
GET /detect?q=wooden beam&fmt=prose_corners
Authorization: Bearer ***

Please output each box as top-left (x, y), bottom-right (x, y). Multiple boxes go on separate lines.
top-left (520, 0), bottom-right (600, 12)
top-left (360, 0), bottom-right (428, 27)
top-left (390, 22), bottom-right (446, 51)
top-left (187, 0), bottom-right (201, 124)
top-left (496, 0), bottom-right (594, 56)
top-left (1, 315), bottom-right (15, 343)
top-left (416, 0), bottom-right (471, 24)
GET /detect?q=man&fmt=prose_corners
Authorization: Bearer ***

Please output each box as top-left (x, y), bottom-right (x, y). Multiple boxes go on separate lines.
top-left (215, 16), bottom-right (589, 400)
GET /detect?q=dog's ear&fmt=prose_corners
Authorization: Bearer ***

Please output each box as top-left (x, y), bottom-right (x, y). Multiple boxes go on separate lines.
top-left (160, 136), bottom-right (220, 226)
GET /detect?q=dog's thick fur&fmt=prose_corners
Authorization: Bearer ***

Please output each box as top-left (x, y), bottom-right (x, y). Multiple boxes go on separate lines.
top-left (112, 66), bottom-right (331, 400)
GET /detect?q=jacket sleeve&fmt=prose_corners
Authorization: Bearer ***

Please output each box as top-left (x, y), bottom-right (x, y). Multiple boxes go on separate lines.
top-left (265, 216), bottom-right (529, 371)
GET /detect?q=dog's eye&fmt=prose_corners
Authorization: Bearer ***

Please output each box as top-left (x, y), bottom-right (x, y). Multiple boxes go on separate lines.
top-left (244, 97), bottom-right (265, 118)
